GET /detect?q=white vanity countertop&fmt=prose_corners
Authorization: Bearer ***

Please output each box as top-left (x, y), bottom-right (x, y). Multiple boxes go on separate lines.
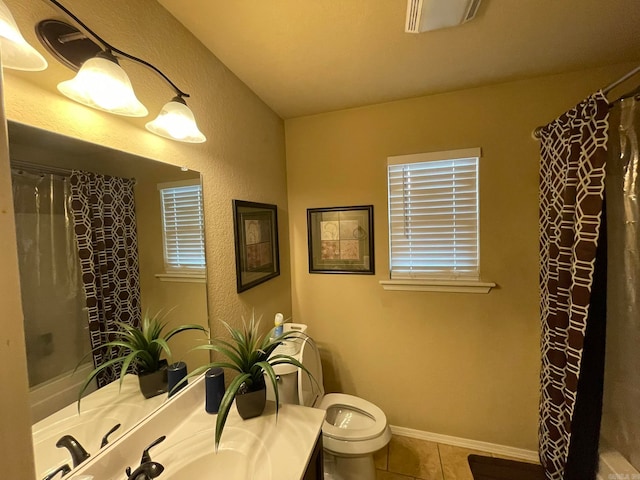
top-left (69, 375), bottom-right (326, 480)
top-left (33, 374), bottom-right (166, 479)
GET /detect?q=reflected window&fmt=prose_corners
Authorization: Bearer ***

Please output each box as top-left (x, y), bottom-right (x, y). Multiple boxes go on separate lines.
top-left (158, 180), bottom-right (206, 274)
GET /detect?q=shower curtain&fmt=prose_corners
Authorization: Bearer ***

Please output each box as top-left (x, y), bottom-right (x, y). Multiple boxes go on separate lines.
top-left (601, 96), bottom-right (640, 471)
top-left (11, 170), bottom-right (90, 388)
top-left (538, 91), bottom-right (609, 480)
top-left (69, 170), bottom-right (141, 387)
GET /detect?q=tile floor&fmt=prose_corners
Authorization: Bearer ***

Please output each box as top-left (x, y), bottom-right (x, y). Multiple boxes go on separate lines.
top-left (373, 435), bottom-right (532, 480)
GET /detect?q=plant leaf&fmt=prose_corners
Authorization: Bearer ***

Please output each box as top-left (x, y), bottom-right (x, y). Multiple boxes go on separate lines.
top-left (256, 361), bottom-right (280, 419)
top-left (269, 354), bottom-right (320, 391)
top-left (215, 372), bottom-right (251, 451)
top-left (193, 343), bottom-right (244, 370)
top-left (77, 356), bottom-right (128, 413)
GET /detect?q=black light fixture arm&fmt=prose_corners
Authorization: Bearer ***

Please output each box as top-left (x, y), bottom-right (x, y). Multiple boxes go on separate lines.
top-left (45, 0), bottom-right (190, 99)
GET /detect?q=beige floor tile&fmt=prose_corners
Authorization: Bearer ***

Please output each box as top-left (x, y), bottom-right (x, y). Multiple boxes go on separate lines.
top-left (388, 436), bottom-right (444, 480)
top-left (376, 470), bottom-right (416, 480)
top-left (374, 445), bottom-right (389, 470)
top-left (438, 444), bottom-right (490, 480)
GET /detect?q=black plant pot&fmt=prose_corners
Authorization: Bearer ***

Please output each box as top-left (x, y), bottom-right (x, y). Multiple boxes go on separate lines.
top-left (138, 360), bottom-right (168, 399)
top-left (235, 387), bottom-right (266, 420)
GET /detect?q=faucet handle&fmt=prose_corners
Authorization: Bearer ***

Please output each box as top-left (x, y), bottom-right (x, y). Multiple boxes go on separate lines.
top-left (100, 423), bottom-right (122, 448)
top-left (125, 461), bottom-right (164, 480)
top-left (140, 435), bottom-right (166, 464)
top-left (42, 463), bottom-right (71, 480)
top-left (126, 435), bottom-right (166, 478)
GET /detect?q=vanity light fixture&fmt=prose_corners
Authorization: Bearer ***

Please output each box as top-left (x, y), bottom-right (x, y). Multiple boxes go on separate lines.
top-left (0, 0), bottom-right (48, 70)
top-left (36, 0), bottom-right (206, 142)
top-left (145, 96), bottom-right (206, 143)
top-left (57, 50), bottom-right (148, 117)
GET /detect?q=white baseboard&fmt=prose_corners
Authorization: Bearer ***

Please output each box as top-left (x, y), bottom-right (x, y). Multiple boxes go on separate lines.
top-left (390, 425), bottom-right (540, 463)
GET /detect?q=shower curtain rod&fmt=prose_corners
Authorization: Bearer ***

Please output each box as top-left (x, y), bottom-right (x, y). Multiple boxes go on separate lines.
top-left (603, 64), bottom-right (640, 95)
top-left (532, 63), bottom-right (640, 139)
top-left (11, 160), bottom-right (73, 176)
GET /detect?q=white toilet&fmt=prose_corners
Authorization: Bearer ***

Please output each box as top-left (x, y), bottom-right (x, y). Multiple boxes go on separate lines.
top-left (267, 324), bottom-right (391, 480)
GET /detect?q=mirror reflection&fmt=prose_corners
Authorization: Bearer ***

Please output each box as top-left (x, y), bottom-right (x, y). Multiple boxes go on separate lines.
top-left (8, 121), bottom-right (209, 479)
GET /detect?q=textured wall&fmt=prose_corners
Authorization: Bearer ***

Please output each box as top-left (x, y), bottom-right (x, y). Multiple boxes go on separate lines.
top-left (285, 63), bottom-right (634, 450)
top-left (0, 0), bottom-right (290, 475)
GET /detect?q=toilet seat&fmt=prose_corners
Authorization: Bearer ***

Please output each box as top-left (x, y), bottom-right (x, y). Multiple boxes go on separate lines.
top-left (318, 393), bottom-right (388, 441)
top-left (297, 338), bottom-right (389, 442)
top-left (272, 327), bottom-right (392, 461)
top-left (297, 337), bottom-right (325, 407)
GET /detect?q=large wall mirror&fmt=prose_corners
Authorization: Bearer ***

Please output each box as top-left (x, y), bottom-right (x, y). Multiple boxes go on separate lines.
top-left (7, 121), bottom-right (210, 479)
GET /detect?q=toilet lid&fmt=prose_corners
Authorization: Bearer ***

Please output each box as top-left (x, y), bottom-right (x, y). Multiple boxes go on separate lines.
top-left (298, 337), bottom-right (324, 407)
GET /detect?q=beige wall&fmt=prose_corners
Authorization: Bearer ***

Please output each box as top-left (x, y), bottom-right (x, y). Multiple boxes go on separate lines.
top-left (285, 63), bottom-right (635, 450)
top-left (0, 0), bottom-right (291, 476)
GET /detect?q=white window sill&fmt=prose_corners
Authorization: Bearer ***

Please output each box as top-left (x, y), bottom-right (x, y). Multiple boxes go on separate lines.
top-left (155, 273), bottom-right (206, 284)
top-left (379, 279), bottom-right (496, 293)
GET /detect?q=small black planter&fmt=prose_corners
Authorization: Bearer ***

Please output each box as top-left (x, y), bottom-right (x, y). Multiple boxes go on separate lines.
top-left (137, 360), bottom-right (168, 399)
top-left (235, 387), bottom-right (266, 420)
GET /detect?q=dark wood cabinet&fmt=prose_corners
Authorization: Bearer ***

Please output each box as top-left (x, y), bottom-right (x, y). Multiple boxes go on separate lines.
top-left (303, 434), bottom-right (323, 480)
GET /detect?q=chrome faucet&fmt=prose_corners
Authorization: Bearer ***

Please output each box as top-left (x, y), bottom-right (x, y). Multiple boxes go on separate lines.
top-left (55, 435), bottom-right (90, 468)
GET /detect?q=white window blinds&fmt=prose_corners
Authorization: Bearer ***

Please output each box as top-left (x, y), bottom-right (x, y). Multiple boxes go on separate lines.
top-left (158, 180), bottom-right (206, 272)
top-left (387, 148), bottom-right (480, 280)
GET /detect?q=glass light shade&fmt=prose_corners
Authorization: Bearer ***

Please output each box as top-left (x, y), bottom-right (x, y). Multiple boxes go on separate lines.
top-left (0, 0), bottom-right (47, 71)
top-left (57, 55), bottom-right (148, 117)
top-left (145, 98), bottom-right (206, 143)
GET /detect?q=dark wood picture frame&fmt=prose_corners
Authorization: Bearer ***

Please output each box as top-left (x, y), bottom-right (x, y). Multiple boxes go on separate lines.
top-left (233, 200), bottom-right (280, 292)
top-left (307, 205), bottom-right (374, 274)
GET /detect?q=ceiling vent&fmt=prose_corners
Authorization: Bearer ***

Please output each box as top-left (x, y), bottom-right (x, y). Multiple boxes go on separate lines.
top-left (405, 0), bottom-right (482, 33)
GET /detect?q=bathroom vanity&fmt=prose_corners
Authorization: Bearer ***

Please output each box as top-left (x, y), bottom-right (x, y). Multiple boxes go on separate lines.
top-left (64, 374), bottom-right (326, 480)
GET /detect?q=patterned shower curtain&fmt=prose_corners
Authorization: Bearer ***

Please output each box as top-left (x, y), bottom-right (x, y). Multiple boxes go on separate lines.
top-left (538, 91), bottom-right (609, 479)
top-left (69, 170), bottom-right (141, 387)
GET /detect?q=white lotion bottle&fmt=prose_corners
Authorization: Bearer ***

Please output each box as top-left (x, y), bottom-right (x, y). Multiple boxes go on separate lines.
top-left (274, 312), bottom-right (284, 337)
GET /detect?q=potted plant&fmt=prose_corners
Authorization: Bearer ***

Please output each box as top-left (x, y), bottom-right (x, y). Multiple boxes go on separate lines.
top-left (77, 310), bottom-right (208, 406)
top-left (187, 312), bottom-right (315, 450)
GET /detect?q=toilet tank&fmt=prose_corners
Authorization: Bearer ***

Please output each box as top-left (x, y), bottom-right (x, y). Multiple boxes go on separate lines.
top-left (265, 323), bottom-right (308, 405)
top-left (277, 323), bottom-right (307, 356)
top-left (266, 331), bottom-right (325, 408)
top-left (265, 365), bottom-right (299, 405)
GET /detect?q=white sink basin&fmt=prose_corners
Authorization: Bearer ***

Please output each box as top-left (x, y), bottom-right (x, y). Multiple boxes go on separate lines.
top-left (33, 375), bottom-right (165, 479)
top-left (33, 407), bottom-right (123, 476)
top-left (67, 376), bottom-right (325, 480)
top-left (155, 427), bottom-right (272, 480)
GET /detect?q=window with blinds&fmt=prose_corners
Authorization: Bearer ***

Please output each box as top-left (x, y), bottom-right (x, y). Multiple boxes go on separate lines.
top-left (387, 148), bottom-right (480, 280)
top-left (158, 180), bottom-right (206, 273)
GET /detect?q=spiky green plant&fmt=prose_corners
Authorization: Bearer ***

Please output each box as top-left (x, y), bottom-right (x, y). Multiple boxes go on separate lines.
top-left (186, 312), bottom-right (315, 450)
top-left (76, 310), bottom-right (208, 410)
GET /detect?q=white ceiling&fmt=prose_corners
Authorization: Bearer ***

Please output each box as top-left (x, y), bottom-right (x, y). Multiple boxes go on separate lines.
top-left (163, 1), bottom-right (638, 118)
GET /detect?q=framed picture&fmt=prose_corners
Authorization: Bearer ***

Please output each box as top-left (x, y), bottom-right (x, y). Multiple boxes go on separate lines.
top-left (307, 205), bottom-right (374, 274)
top-left (233, 200), bottom-right (280, 292)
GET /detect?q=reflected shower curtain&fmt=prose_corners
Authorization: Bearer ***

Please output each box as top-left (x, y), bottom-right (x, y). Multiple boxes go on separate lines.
top-left (69, 170), bottom-right (141, 387)
top-left (538, 92), bottom-right (609, 480)
top-left (601, 96), bottom-right (640, 471)
top-left (11, 170), bottom-right (90, 387)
